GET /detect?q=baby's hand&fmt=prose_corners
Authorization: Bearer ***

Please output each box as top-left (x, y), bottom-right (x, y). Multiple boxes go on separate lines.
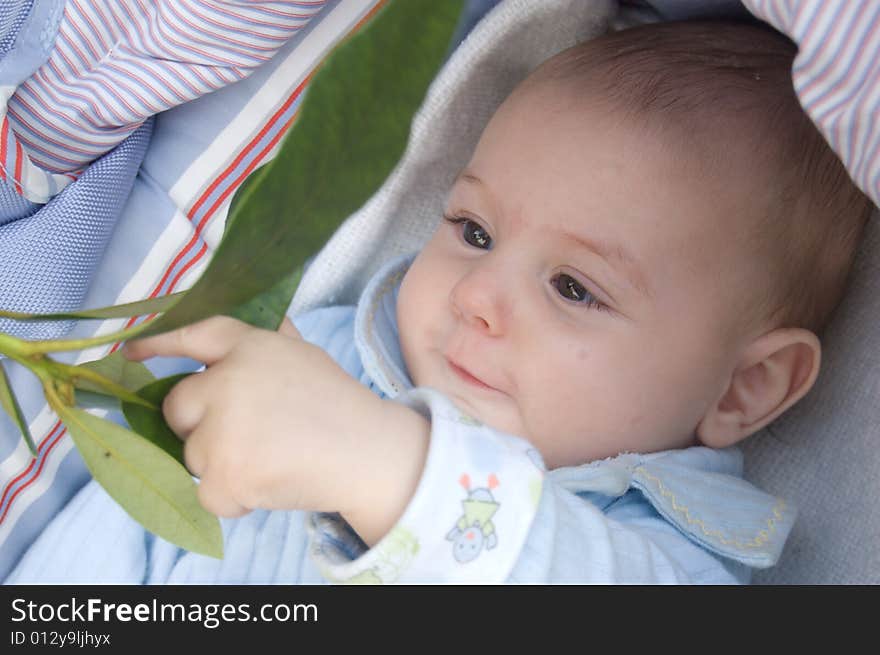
top-left (123, 316), bottom-right (429, 544)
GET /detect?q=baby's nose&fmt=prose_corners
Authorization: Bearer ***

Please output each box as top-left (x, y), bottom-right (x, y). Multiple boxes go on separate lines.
top-left (449, 266), bottom-right (508, 335)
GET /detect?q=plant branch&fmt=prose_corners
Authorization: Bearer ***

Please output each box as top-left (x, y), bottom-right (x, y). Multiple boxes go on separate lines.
top-left (1, 320), bottom-right (152, 356)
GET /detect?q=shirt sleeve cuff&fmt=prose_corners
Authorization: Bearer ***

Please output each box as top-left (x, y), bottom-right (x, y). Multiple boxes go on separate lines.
top-left (308, 388), bottom-right (546, 583)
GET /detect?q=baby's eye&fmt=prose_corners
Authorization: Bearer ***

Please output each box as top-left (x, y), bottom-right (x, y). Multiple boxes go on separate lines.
top-left (445, 214), bottom-right (492, 250)
top-left (551, 273), bottom-right (605, 310)
top-left (462, 220), bottom-right (492, 249)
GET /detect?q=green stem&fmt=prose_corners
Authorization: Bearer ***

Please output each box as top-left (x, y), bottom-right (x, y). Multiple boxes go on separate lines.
top-left (0, 320), bottom-right (151, 356)
top-left (45, 359), bottom-right (156, 410)
top-left (0, 310), bottom-right (36, 320)
top-left (0, 331), bottom-right (32, 361)
top-left (40, 374), bottom-right (67, 417)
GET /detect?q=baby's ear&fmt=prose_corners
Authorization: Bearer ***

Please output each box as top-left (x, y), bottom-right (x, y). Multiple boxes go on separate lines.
top-left (697, 328), bottom-right (821, 449)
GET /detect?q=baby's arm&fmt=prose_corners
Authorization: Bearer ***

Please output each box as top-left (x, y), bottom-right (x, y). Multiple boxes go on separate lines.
top-left (308, 389), bottom-right (741, 584)
top-left (123, 316), bottom-right (430, 547)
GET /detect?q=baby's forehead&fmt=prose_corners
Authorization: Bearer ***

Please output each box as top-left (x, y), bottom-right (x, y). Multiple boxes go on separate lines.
top-left (461, 79), bottom-right (776, 260)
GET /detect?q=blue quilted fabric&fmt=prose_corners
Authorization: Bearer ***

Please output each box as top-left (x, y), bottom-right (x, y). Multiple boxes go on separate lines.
top-left (0, 119), bottom-right (153, 341)
top-left (0, 0), bottom-right (34, 56)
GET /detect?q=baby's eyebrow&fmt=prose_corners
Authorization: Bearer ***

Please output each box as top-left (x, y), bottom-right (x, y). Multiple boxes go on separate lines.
top-left (560, 229), bottom-right (651, 299)
top-left (456, 171), bottom-right (483, 187)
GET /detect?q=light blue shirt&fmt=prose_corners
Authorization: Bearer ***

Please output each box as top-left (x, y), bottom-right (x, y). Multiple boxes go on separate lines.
top-left (4, 254), bottom-right (796, 584)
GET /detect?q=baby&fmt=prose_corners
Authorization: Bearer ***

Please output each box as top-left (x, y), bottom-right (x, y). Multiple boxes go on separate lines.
top-left (6, 19), bottom-right (872, 584)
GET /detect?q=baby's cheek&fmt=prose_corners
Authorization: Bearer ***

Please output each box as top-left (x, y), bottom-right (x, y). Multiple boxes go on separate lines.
top-left (525, 365), bottom-right (618, 438)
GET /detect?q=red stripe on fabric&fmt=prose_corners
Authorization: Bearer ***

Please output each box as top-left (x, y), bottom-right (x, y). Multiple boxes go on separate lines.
top-left (58, 23), bottom-right (96, 71)
top-left (13, 139), bottom-right (23, 194)
top-left (0, 421), bottom-right (63, 523)
top-left (111, 108), bottom-right (300, 339)
top-left (200, 2), bottom-right (316, 30)
top-left (186, 73), bottom-right (312, 222)
top-left (104, 61), bottom-right (173, 111)
top-left (0, 118), bottom-right (8, 180)
top-left (793, 4), bottom-right (851, 95)
top-left (125, 73), bottom-right (313, 317)
top-left (47, 56), bottom-right (128, 126)
top-left (135, 0), bottom-right (242, 68)
top-left (91, 2), bottom-right (122, 47)
top-left (166, 242), bottom-right (208, 293)
top-left (799, 3), bottom-right (871, 102)
top-left (145, 100), bottom-right (301, 311)
top-left (36, 65), bottom-right (122, 129)
top-left (8, 102), bottom-right (102, 157)
top-left (0, 426), bottom-right (68, 526)
top-left (147, 231), bottom-right (203, 306)
top-left (73, 0), bottom-right (111, 52)
top-left (68, 0), bottom-right (104, 59)
top-left (165, 1), bottom-right (281, 55)
top-left (178, 4), bottom-right (296, 41)
top-left (199, 111), bottom-right (298, 228)
top-left (11, 94), bottom-right (126, 143)
top-left (354, 0), bottom-right (387, 33)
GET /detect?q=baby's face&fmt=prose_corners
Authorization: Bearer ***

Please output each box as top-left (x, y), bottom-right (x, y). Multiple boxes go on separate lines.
top-left (397, 85), bottom-right (760, 468)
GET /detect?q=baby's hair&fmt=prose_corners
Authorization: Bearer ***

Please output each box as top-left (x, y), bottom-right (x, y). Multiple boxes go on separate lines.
top-left (525, 19), bottom-right (873, 334)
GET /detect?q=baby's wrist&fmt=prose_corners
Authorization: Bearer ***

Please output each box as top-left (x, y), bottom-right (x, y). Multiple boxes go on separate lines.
top-left (340, 400), bottom-right (430, 546)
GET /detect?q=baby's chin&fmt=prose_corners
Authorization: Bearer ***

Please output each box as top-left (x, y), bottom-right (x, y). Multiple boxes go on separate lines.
top-left (436, 386), bottom-right (525, 435)
top-left (406, 355), bottom-right (527, 435)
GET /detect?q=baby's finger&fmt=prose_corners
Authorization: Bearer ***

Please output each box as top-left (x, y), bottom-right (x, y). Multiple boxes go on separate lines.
top-left (122, 316), bottom-right (255, 365)
top-left (183, 437), bottom-right (208, 482)
top-left (161, 372), bottom-right (208, 440)
top-left (195, 469), bottom-right (250, 519)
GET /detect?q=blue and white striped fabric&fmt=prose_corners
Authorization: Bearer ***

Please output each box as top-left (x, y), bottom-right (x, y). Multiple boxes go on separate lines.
top-left (5, 0), bottom-right (326, 176)
top-left (741, 0), bottom-right (880, 208)
top-left (0, 0), bottom-right (386, 581)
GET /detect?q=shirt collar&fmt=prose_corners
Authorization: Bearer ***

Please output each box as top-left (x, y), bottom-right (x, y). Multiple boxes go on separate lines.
top-left (353, 252), bottom-right (417, 398)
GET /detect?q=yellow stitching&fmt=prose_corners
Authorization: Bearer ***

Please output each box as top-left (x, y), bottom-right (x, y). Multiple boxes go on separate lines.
top-left (365, 269), bottom-right (406, 393)
top-left (634, 466), bottom-right (785, 549)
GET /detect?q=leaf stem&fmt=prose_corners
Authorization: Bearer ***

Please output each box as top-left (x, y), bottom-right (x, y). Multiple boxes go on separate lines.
top-left (0, 310), bottom-right (37, 320)
top-left (0, 320), bottom-right (151, 356)
top-left (50, 360), bottom-right (158, 410)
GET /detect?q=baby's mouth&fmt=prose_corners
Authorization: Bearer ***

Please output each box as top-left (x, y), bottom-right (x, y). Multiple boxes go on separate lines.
top-left (446, 357), bottom-right (499, 393)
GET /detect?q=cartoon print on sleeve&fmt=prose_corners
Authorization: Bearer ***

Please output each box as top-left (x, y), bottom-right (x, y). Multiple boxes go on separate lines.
top-left (525, 448), bottom-right (546, 510)
top-left (339, 526), bottom-right (420, 584)
top-left (446, 473), bottom-right (500, 563)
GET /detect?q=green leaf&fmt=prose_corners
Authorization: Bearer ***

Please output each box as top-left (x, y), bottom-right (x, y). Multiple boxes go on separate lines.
top-left (60, 406), bottom-right (222, 558)
top-left (122, 374), bottom-right (188, 468)
top-left (138, 0), bottom-right (464, 337)
top-left (76, 351), bottom-right (156, 393)
top-left (71, 352), bottom-right (156, 411)
top-left (0, 361), bottom-right (36, 457)
top-left (0, 293), bottom-right (183, 322)
top-left (46, 352), bottom-right (158, 411)
top-left (225, 265), bottom-right (302, 330)
top-left (73, 389), bottom-right (123, 412)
